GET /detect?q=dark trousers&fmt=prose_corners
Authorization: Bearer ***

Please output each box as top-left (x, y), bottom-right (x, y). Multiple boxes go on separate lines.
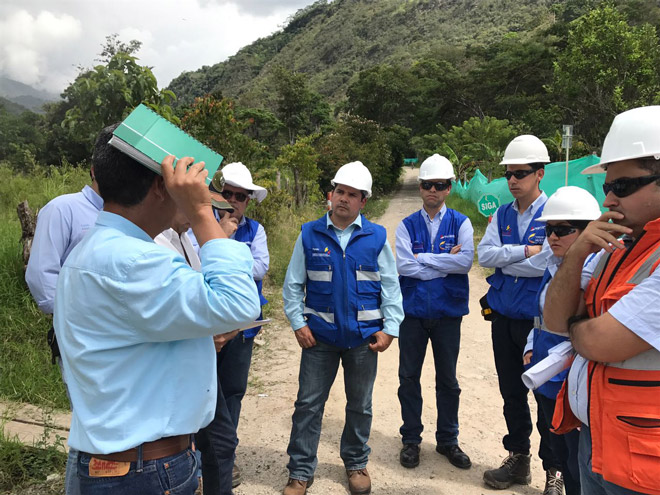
top-left (535, 393), bottom-right (581, 495)
top-left (398, 316), bottom-right (462, 447)
top-left (196, 334), bottom-right (254, 495)
top-left (491, 315), bottom-right (536, 454)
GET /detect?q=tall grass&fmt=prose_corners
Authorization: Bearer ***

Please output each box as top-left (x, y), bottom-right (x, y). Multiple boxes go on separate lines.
top-left (446, 194), bottom-right (489, 240)
top-left (0, 164), bottom-right (89, 409)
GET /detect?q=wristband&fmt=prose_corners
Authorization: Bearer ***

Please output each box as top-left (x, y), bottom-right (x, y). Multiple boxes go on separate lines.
top-left (524, 245), bottom-right (529, 258)
top-left (567, 314), bottom-right (589, 330)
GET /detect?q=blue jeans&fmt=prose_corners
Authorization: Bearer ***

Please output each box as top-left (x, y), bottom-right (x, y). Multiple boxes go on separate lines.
top-left (57, 357), bottom-right (80, 495)
top-left (397, 316), bottom-right (462, 446)
top-left (77, 448), bottom-right (198, 494)
top-left (578, 424), bottom-right (647, 495)
top-left (286, 340), bottom-right (378, 481)
top-left (196, 334), bottom-right (254, 495)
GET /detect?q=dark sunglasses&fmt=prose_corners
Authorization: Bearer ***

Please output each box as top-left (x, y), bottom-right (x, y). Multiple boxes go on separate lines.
top-left (221, 190), bottom-right (249, 202)
top-left (545, 225), bottom-right (579, 238)
top-left (420, 181), bottom-right (451, 191)
top-left (504, 169), bottom-right (536, 181)
top-left (602, 174), bottom-right (660, 198)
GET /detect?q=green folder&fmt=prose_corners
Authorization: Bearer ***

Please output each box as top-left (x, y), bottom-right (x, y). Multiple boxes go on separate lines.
top-left (109, 104), bottom-right (223, 185)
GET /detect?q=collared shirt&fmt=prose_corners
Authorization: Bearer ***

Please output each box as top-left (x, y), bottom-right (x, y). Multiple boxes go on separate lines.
top-left (25, 185), bottom-right (103, 314)
top-left (477, 192), bottom-right (551, 277)
top-left (396, 204), bottom-right (474, 280)
top-left (283, 213), bottom-right (404, 337)
top-left (154, 228), bottom-right (201, 271)
top-left (54, 211), bottom-right (261, 454)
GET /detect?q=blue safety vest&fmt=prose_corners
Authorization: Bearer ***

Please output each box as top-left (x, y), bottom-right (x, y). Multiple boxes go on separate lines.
top-left (234, 217), bottom-right (268, 338)
top-left (485, 201), bottom-right (546, 320)
top-left (301, 214), bottom-right (386, 348)
top-left (529, 269), bottom-right (569, 399)
top-left (399, 209), bottom-right (469, 318)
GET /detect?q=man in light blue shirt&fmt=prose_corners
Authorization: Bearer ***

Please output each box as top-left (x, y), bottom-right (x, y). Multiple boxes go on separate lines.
top-left (25, 169), bottom-right (103, 495)
top-left (281, 161), bottom-right (403, 495)
top-left (396, 155), bottom-right (474, 471)
top-left (55, 125), bottom-right (261, 495)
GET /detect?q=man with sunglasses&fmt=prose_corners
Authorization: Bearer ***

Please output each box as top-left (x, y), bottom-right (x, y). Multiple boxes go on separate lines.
top-left (395, 154), bottom-right (474, 471)
top-left (478, 135), bottom-right (556, 491)
top-left (198, 162), bottom-right (269, 493)
top-left (544, 106), bottom-right (660, 495)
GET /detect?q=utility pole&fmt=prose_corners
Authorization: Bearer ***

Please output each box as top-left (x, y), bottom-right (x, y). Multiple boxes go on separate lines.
top-left (562, 125), bottom-right (573, 186)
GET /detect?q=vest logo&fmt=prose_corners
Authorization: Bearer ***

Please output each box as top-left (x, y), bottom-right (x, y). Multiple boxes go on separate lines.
top-left (528, 226), bottom-right (546, 244)
top-left (502, 224), bottom-right (513, 237)
top-left (312, 246), bottom-right (331, 257)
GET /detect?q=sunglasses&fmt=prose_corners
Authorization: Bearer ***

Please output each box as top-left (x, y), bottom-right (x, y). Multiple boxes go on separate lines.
top-left (545, 225), bottom-right (579, 238)
top-left (221, 190), bottom-right (249, 202)
top-left (420, 181), bottom-right (451, 191)
top-left (602, 174), bottom-right (660, 198)
top-left (504, 169), bottom-right (536, 181)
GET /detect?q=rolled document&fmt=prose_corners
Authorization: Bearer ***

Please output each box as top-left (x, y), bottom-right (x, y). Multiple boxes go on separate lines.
top-left (522, 341), bottom-right (574, 390)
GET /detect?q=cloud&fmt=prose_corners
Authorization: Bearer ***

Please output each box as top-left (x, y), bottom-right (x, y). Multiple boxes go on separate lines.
top-left (197, 0), bottom-right (311, 16)
top-left (0, 0), bottom-right (310, 94)
top-left (0, 9), bottom-right (82, 89)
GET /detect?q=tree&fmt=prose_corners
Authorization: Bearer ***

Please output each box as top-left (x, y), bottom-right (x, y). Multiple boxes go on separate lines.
top-left (274, 135), bottom-right (320, 207)
top-left (272, 66), bottom-right (330, 144)
top-left (550, 3), bottom-right (660, 146)
top-left (181, 94), bottom-right (267, 165)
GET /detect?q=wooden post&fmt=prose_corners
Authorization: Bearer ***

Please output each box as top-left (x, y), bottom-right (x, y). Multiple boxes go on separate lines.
top-left (17, 200), bottom-right (36, 268)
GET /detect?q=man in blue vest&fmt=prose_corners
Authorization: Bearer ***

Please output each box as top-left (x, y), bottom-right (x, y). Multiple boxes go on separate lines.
top-left (282, 161), bottom-right (404, 495)
top-left (197, 162), bottom-right (269, 494)
top-left (396, 154), bottom-right (474, 471)
top-left (478, 135), bottom-right (554, 490)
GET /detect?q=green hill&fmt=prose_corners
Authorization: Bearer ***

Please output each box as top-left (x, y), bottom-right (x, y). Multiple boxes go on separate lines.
top-left (168, 0), bottom-right (561, 108)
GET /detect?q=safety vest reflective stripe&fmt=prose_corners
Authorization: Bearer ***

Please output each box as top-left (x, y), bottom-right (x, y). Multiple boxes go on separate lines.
top-left (356, 270), bottom-right (381, 281)
top-left (303, 306), bottom-right (335, 323)
top-left (627, 244), bottom-right (660, 284)
top-left (357, 308), bottom-right (383, 321)
top-left (307, 270), bottom-right (332, 282)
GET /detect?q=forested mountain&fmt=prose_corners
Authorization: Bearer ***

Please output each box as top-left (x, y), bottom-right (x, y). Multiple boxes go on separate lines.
top-left (0, 77), bottom-right (58, 113)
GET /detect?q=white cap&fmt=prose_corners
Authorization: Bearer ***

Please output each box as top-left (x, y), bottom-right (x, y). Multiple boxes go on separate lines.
top-left (331, 161), bottom-right (373, 198)
top-left (418, 154), bottom-right (456, 181)
top-left (220, 162), bottom-right (267, 203)
top-left (537, 186), bottom-right (601, 222)
top-left (582, 105), bottom-right (660, 174)
top-left (500, 135), bottom-right (550, 165)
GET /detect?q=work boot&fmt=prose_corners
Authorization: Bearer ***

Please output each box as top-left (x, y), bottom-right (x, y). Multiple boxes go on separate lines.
top-left (399, 443), bottom-right (420, 468)
top-left (436, 444), bottom-right (472, 469)
top-left (347, 468), bottom-right (371, 495)
top-left (232, 463), bottom-right (242, 488)
top-left (543, 468), bottom-right (564, 495)
top-left (283, 476), bottom-right (313, 495)
top-left (483, 452), bottom-right (532, 489)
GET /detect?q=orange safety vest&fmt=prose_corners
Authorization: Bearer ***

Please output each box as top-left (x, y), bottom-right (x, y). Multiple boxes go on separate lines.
top-left (554, 217), bottom-right (660, 494)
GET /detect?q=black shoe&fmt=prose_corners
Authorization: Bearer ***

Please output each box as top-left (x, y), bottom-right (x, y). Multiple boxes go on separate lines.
top-left (232, 463), bottom-right (242, 488)
top-left (436, 444), bottom-right (472, 469)
top-left (543, 468), bottom-right (564, 495)
top-left (483, 452), bottom-right (531, 489)
top-left (399, 443), bottom-right (420, 468)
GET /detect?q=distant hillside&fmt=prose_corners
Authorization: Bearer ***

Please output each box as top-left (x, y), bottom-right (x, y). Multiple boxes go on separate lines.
top-left (0, 77), bottom-right (58, 113)
top-left (0, 96), bottom-right (29, 115)
top-left (168, 0), bottom-right (560, 108)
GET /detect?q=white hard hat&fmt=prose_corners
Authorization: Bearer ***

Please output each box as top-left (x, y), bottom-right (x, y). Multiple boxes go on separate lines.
top-left (219, 162), bottom-right (267, 203)
top-left (500, 135), bottom-right (550, 165)
top-left (418, 154), bottom-right (456, 181)
top-left (582, 105), bottom-right (660, 174)
top-left (537, 186), bottom-right (601, 222)
top-left (331, 161), bottom-right (373, 198)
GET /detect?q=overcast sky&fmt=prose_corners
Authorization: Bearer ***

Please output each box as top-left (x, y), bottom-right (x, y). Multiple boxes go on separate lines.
top-left (0, 0), bottom-right (314, 95)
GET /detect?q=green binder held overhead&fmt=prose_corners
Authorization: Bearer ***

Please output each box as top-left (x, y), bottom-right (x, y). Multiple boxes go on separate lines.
top-left (109, 104), bottom-right (223, 185)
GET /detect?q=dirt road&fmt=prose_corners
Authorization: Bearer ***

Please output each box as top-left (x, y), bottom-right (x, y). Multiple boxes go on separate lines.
top-left (235, 168), bottom-right (546, 494)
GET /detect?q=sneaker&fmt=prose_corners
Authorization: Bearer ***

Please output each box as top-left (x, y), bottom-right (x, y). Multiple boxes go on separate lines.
top-left (436, 444), bottom-right (472, 469)
top-left (399, 443), bottom-right (420, 468)
top-left (543, 468), bottom-right (564, 495)
top-left (347, 468), bottom-right (371, 495)
top-left (483, 452), bottom-right (532, 489)
top-left (232, 463), bottom-right (242, 488)
top-left (283, 476), bottom-right (314, 495)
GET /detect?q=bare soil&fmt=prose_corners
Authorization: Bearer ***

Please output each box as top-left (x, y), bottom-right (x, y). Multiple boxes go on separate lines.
top-left (236, 168), bottom-right (546, 495)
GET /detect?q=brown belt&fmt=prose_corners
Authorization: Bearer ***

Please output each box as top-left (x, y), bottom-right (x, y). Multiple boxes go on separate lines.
top-left (86, 434), bottom-right (191, 463)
